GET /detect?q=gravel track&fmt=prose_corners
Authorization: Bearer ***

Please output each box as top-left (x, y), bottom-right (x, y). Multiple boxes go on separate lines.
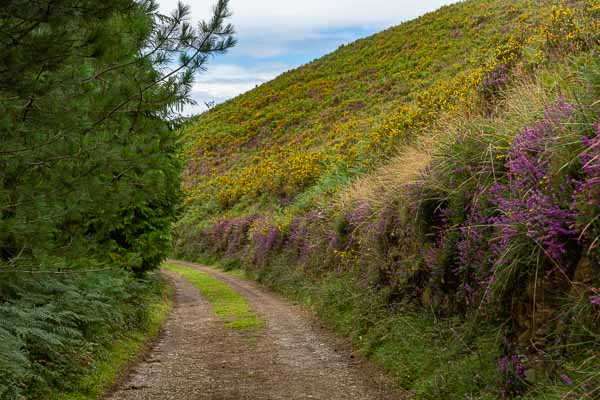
top-left (107, 260), bottom-right (403, 400)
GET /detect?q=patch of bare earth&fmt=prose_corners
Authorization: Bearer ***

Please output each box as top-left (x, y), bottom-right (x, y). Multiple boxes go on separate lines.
top-left (107, 260), bottom-right (404, 400)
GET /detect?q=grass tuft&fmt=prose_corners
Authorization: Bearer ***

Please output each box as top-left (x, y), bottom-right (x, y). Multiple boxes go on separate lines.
top-left (164, 263), bottom-right (263, 331)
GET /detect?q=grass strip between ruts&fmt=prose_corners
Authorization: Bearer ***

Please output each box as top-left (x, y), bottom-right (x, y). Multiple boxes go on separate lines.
top-left (164, 263), bottom-right (263, 331)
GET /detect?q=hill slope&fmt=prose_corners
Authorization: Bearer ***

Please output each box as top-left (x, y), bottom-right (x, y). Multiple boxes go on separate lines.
top-left (176, 1), bottom-right (599, 398)
top-left (180, 0), bottom-right (549, 221)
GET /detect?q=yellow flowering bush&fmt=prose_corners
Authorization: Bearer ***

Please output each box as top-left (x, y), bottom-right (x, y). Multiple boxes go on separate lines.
top-left (179, 0), bottom-right (583, 222)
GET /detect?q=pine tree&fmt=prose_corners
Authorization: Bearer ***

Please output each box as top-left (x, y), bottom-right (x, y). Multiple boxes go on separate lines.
top-left (0, 0), bottom-right (235, 274)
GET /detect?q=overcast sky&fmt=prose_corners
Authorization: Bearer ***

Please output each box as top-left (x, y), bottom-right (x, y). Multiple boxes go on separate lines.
top-left (158, 0), bottom-right (457, 114)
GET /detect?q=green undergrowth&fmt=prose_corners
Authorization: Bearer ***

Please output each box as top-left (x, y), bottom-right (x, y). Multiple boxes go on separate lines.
top-left (49, 276), bottom-right (172, 400)
top-left (314, 273), bottom-right (505, 399)
top-left (164, 263), bottom-right (263, 331)
top-left (0, 271), bottom-right (172, 400)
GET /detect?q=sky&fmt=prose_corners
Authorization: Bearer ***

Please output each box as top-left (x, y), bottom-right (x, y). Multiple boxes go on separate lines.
top-left (158, 0), bottom-right (457, 114)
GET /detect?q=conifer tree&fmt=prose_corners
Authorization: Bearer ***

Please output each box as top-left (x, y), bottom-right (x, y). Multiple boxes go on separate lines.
top-left (0, 0), bottom-right (235, 274)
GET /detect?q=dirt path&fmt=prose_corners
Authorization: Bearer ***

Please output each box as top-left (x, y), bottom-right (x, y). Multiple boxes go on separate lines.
top-left (107, 260), bottom-right (404, 400)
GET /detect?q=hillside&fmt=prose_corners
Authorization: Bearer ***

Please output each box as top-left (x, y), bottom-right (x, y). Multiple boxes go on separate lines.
top-left (176, 1), bottom-right (599, 398)
top-left (180, 0), bottom-right (550, 221)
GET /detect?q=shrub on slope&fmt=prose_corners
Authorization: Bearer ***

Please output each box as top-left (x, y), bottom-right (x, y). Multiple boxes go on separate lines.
top-left (180, 0), bottom-right (559, 219)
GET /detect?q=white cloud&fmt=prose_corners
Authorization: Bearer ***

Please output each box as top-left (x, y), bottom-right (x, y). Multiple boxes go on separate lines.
top-left (159, 0), bottom-right (457, 57)
top-left (195, 63), bottom-right (288, 84)
top-left (159, 0), bottom-right (456, 34)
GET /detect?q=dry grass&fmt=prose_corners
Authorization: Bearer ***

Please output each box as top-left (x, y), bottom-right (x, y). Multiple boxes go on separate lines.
top-left (333, 64), bottom-right (568, 217)
top-left (333, 102), bottom-right (486, 213)
top-left (335, 144), bottom-right (431, 213)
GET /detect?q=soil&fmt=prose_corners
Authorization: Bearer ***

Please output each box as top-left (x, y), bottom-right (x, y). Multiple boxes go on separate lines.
top-left (107, 260), bottom-right (404, 400)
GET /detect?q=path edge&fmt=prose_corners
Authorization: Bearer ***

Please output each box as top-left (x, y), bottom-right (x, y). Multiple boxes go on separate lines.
top-left (101, 273), bottom-right (175, 400)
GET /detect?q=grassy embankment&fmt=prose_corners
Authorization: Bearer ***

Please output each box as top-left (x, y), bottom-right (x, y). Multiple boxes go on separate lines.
top-left (178, 0), bottom-right (552, 225)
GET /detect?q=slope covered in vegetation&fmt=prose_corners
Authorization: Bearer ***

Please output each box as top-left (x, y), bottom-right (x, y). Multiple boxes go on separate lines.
top-left (181, 0), bottom-right (551, 220)
top-left (177, 0), bottom-right (599, 398)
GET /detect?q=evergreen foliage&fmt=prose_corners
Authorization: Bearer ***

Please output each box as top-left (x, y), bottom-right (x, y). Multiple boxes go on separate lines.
top-left (0, 0), bottom-right (235, 274)
top-left (0, 0), bottom-right (234, 397)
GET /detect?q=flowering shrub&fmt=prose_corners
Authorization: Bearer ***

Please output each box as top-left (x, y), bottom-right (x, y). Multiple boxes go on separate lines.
top-left (345, 200), bottom-right (374, 231)
top-left (251, 219), bottom-right (283, 265)
top-left (455, 192), bottom-right (496, 305)
top-left (287, 212), bottom-right (319, 260)
top-left (409, 89), bottom-right (598, 364)
top-left (480, 66), bottom-right (510, 100)
top-left (478, 35), bottom-right (523, 101)
top-left (225, 216), bottom-right (256, 256)
top-left (572, 124), bottom-right (600, 261)
top-left (540, 4), bottom-right (586, 55)
top-left (498, 355), bottom-right (527, 398)
top-left (591, 288), bottom-right (600, 306)
top-left (489, 97), bottom-right (578, 262)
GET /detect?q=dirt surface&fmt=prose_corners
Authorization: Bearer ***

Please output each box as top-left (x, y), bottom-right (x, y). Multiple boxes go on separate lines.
top-left (107, 260), bottom-right (404, 400)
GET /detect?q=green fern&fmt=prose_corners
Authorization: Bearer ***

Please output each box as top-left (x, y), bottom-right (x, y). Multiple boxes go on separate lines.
top-left (0, 270), bottom-right (165, 399)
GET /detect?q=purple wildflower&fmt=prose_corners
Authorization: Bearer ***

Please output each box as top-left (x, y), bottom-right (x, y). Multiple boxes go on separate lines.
top-left (287, 212), bottom-right (319, 261)
top-left (463, 283), bottom-right (474, 293)
top-left (456, 191), bottom-right (493, 283)
top-left (482, 67), bottom-right (510, 94)
top-left (252, 219), bottom-right (282, 264)
top-left (264, 225), bottom-right (281, 250)
top-left (583, 379), bottom-right (597, 393)
top-left (499, 356), bottom-right (508, 373)
top-left (560, 373), bottom-right (574, 386)
top-left (305, 211), bottom-right (319, 223)
top-left (425, 245), bottom-right (442, 270)
top-left (287, 217), bottom-right (305, 249)
top-left (572, 125), bottom-right (600, 250)
top-left (499, 355), bottom-right (526, 398)
top-left (224, 216), bottom-right (254, 256)
top-left (327, 230), bottom-right (339, 251)
top-left (490, 98), bottom-right (578, 261)
top-left (346, 201), bottom-right (373, 230)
